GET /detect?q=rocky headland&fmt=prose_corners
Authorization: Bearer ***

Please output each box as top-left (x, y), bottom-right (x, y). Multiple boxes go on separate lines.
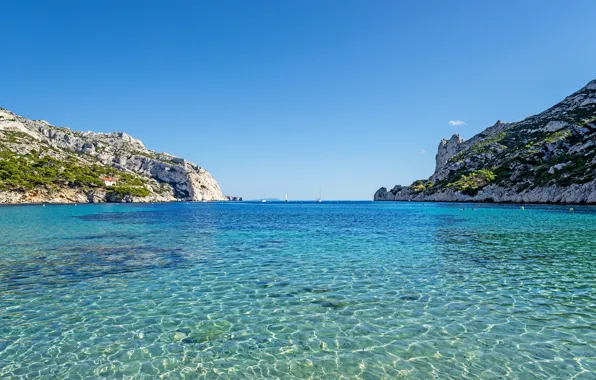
top-left (0, 107), bottom-right (231, 203)
top-left (375, 80), bottom-right (596, 204)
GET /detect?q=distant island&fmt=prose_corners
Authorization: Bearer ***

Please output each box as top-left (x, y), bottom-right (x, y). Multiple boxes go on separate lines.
top-left (0, 108), bottom-right (237, 204)
top-left (375, 80), bottom-right (596, 204)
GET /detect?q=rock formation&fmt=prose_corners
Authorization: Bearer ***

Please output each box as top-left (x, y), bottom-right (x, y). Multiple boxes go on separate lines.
top-left (435, 134), bottom-right (464, 170)
top-left (375, 80), bottom-right (596, 204)
top-left (0, 107), bottom-right (226, 203)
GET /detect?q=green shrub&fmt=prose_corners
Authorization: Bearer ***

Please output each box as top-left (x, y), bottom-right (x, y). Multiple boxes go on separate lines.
top-left (106, 185), bottom-right (150, 198)
top-left (446, 169), bottom-right (496, 195)
top-left (409, 179), bottom-right (426, 193)
top-left (493, 166), bottom-right (512, 182)
top-left (0, 149), bottom-right (148, 192)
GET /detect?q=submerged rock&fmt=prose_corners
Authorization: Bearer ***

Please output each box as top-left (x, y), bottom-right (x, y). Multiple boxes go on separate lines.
top-left (173, 332), bottom-right (187, 341)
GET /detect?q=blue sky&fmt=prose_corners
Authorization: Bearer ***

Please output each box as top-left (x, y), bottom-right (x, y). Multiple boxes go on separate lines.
top-left (1, 1), bottom-right (595, 200)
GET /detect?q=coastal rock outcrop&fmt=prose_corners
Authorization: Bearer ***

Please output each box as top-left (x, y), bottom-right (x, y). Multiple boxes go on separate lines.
top-left (0, 107), bottom-right (226, 203)
top-left (375, 80), bottom-right (596, 204)
top-left (436, 134), bottom-right (464, 170)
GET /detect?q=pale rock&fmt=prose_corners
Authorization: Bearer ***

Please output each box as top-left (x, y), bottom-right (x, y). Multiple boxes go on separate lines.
top-left (542, 120), bottom-right (569, 132)
top-left (435, 134), bottom-right (464, 170)
top-left (548, 162), bottom-right (568, 175)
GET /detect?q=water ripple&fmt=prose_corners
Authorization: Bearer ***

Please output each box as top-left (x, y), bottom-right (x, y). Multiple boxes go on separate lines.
top-left (0, 202), bottom-right (594, 378)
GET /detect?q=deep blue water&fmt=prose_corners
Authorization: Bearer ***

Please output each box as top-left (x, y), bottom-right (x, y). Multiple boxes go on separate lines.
top-left (0, 202), bottom-right (595, 378)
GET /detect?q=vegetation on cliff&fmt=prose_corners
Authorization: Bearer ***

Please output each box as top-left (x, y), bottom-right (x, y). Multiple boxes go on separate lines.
top-left (376, 80), bottom-right (596, 203)
top-left (0, 107), bottom-right (226, 202)
top-left (0, 146), bottom-right (149, 195)
top-left (106, 185), bottom-right (151, 198)
top-left (445, 169), bottom-right (496, 196)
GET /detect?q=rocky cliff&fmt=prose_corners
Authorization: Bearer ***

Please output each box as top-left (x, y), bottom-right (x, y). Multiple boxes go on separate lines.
top-left (0, 107), bottom-right (226, 203)
top-left (375, 80), bottom-right (596, 204)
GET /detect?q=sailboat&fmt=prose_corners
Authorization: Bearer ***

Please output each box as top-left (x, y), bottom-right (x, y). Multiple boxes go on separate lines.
top-left (285, 193), bottom-right (289, 202)
top-left (316, 188), bottom-right (322, 203)
top-left (260, 191), bottom-right (267, 203)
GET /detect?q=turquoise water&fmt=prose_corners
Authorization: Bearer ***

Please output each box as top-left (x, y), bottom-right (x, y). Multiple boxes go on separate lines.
top-left (0, 202), bottom-right (595, 379)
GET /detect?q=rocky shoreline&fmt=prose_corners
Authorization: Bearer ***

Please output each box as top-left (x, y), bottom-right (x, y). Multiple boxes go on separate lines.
top-left (0, 107), bottom-right (235, 204)
top-left (375, 80), bottom-right (596, 204)
top-left (375, 181), bottom-right (596, 204)
top-left (0, 189), bottom-right (243, 204)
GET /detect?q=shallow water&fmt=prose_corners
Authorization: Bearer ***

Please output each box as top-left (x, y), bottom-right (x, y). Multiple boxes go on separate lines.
top-left (0, 202), bottom-right (595, 379)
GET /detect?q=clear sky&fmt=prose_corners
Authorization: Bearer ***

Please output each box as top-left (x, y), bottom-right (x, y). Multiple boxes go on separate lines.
top-left (1, 1), bottom-right (595, 200)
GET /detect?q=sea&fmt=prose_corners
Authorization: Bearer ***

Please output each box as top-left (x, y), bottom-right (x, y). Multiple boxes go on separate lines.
top-left (0, 201), bottom-right (594, 378)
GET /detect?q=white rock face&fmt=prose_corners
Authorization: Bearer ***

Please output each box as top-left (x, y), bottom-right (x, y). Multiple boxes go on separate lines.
top-left (435, 134), bottom-right (464, 170)
top-left (0, 107), bottom-right (225, 203)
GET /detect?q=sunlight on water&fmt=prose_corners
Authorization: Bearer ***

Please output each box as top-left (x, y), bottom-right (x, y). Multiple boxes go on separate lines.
top-left (0, 202), bottom-right (595, 378)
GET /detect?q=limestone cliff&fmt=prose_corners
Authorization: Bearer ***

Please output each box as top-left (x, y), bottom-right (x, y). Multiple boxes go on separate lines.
top-left (375, 80), bottom-right (596, 204)
top-left (435, 134), bottom-right (464, 170)
top-left (0, 107), bottom-right (225, 203)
